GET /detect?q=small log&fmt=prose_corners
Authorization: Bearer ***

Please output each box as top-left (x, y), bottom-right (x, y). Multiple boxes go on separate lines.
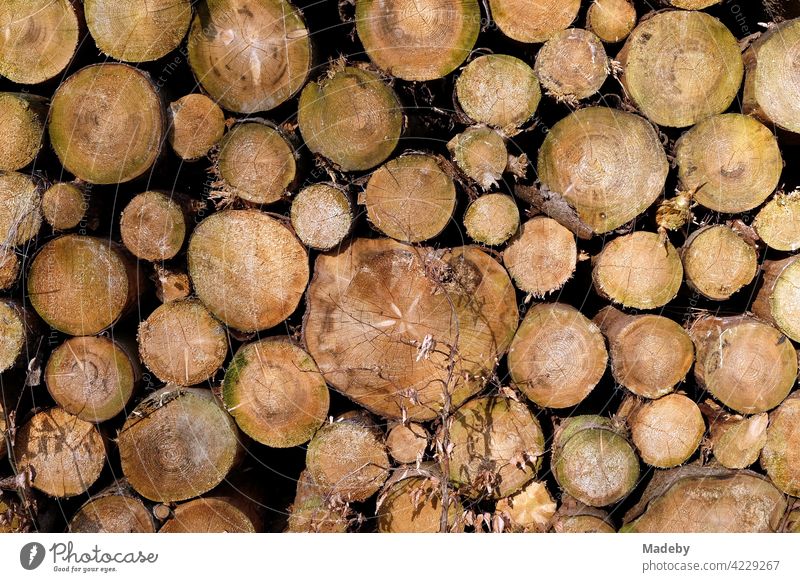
top-left (760, 391), bottom-right (800, 496)
top-left (69, 484), bottom-right (155, 533)
top-left (664, 0), bottom-right (720, 7)
top-left (446, 396), bottom-right (544, 499)
top-left (305, 413), bottom-right (390, 502)
top-left (304, 238), bottom-right (518, 420)
top-left (586, 0), bottom-right (636, 44)
top-left (503, 216), bottom-right (577, 297)
top-left (496, 481), bottom-right (556, 533)
top-left (290, 183), bottom-right (353, 251)
top-left (299, 66), bottom-right (403, 172)
top-left (0, 299), bottom-right (40, 373)
top-left (41, 182), bottom-right (88, 231)
top-left (0, 400), bottom-right (7, 460)
top-left (488, 0), bottom-right (580, 43)
top-left (160, 497), bottom-right (256, 533)
top-left (28, 235), bottom-right (143, 336)
top-left (14, 407), bottom-right (106, 498)
top-left (622, 466), bottom-right (786, 532)
top-left (754, 190), bottom-right (800, 252)
top-left (356, 0), bottom-right (480, 81)
top-left (534, 29), bottom-right (608, 101)
top-left (689, 314), bottom-right (797, 414)
top-left (363, 153), bottom-right (456, 243)
top-left (168, 94), bottom-right (226, 161)
top-left (537, 107), bottom-right (668, 234)
top-left (593, 231), bottom-right (683, 310)
top-left (743, 18), bottom-right (800, 135)
top-left (85, 0), bottom-right (192, 63)
top-left (120, 191), bottom-right (187, 261)
top-left (455, 54), bottom-right (541, 132)
top-left (153, 265), bottom-right (191, 303)
top-left (0, 493), bottom-right (25, 533)
top-left (753, 256), bottom-right (800, 342)
top-left (552, 501), bottom-right (615, 533)
top-left (702, 401), bottom-right (768, 470)
top-left (187, 209), bottom-right (309, 332)
top-left (386, 422), bottom-right (429, 464)
top-left (675, 114), bottom-right (782, 214)
top-left (594, 306), bottom-right (693, 399)
top-left (215, 121), bottom-right (297, 205)
top-left (463, 193), bottom-right (520, 246)
top-left (508, 302), bottom-right (607, 409)
top-left (118, 386), bottom-right (242, 503)
top-left (49, 63), bottom-right (164, 184)
top-left (286, 470), bottom-right (350, 533)
top-left (0, 171), bottom-right (43, 248)
top-left (377, 469), bottom-right (464, 533)
top-left (618, 11), bottom-right (743, 128)
top-left (447, 126), bottom-right (508, 190)
top-left (680, 225), bottom-right (757, 301)
top-left (187, 0), bottom-right (311, 114)
top-left (45, 336), bottom-right (140, 423)
top-left (552, 415), bottom-right (639, 507)
top-left (138, 298), bottom-right (227, 386)
top-left (0, 93), bottom-right (47, 171)
top-left (0, 248), bottom-right (19, 290)
top-left (222, 337), bottom-right (329, 448)
top-left (626, 393), bottom-right (705, 468)
top-left (0, 0), bottom-right (81, 85)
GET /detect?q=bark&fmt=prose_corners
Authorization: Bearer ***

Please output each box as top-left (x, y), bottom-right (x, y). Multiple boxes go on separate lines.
top-left (488, 0), bottom-right (580, 43)
top-left (187, 209), bottom-right (309, 332)
top-left (537, 107), bottom-right (668, 235)
top-left (534, 29), bottom-right (609, 101)
top-left (618, 11), bottom-right (743, 128)
top-left (290, 183), bottom-right (353, 251)
top-left (138, 298), bottom-right (228, 386)
top-left (168, 94), bottom-right (226, 161)
top-left (28, 235), bottom-right (144, 336)
top-left (356, 0), bottom-right (480, 81)
top-left (0, 93), bottom-right (47, 172)
top-left (463, 193), bottom-right (520, 246)
top-left (675, 114), bottom-right (782, 213)
top-left (503, 217), bottom-right (577, 296)
top-left (187, 0), bottom-right (311, 114)
top-left (118, 386), bottom-right (242, 503)
top-left (298, 65), bottom-right (403, 172)
top-left (594, 306), bottom-right (693, 399)
top-left (222, 336), bottom-right (329, 448)
top-left (85, 0), bottom-right (191, 62)
top-left (303, 238), bottom-right (518, 420)
top-left (586, 0), bottom-right (636, 44)
top-left (45, 336), bottom-right (140, 423)
top-left (0, 0), bottom-right (82, 85)
top-left (508, 302), bottom-right (607, 409)
top-left (593, 231), bottom-right (683, 309)
top-left (680, 225), bottom-right (758, 301)
top-left (689, 314), bottom-right (797, 414)
top-left (14, 407), bottom-right (106, 498)
top-left (49, 63), bottom-right (165, 184)
top-left (363, 153), bottom-right (456, 243)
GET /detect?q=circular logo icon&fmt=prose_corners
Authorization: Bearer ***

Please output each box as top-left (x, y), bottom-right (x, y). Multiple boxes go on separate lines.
top-left (20, 542), bottom-right (46, 570)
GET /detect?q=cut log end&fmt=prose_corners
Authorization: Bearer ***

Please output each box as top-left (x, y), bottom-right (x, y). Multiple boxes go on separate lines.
top-left (503, 216), bottom-right (577, 296)
top-left (160, 497), bottom-right (256, 533)
top-left (364, 154), bottom-right (456, 243)
top-left (628, 394), bottom-right (705, 468)
top-left (0, 171), bottom-right (43, 248)
top-left (14, 407), bottom-right (106, 498)
top-left (0, 299), bottom-right (38, 374)
top-left (223, 337), bottom-right (329, 448)
top-left (587, 0), bottom-right (637, 44)
top-left (290, 183), bottom-right (353, 251)
top-left (217, 122), bottom-right (296, 205)
top-left (509, 303), bottom-right (607, 409)
top-left (754, 190), bottom-right (800, 252)
top-left (299, 66), bottom-right (402, 172)
top-left (356, 0), bottom-right (480, 81)
top-left (754, 257), bottom-right (800, 342)
top-left (45, 336), bottom-right (138, 423)
top-left (447, 126), bottom-right (508, 190)
top-left (0, 248), bottom-right (19, 291)
top-left (760, 392), bottom-right (800, 496)
top-left (0, 93), bottom-right (46, 171)
top-left (463, 193), bottom-right (520, 246)
top-left (386, 422), bottom-right (429, 464)
top-left (488, 0), bottom-right (580, 43)
top-left (535, 29), bottom-right (608, 101)
top-left (378, 474), bottom-right (464, 533)
top-left (681, 225), bottom-right (757, 301)
top-left (593, 231), bottom-right (683, 310)
top-left (707, 408), bottom-right (768, 470)
top-left (496, 481), bottom-right (557, 532)
top-left (41, 182), bottom-right (87, 231)
top-left (70, 494), bottom-right (155, 533)
top-left (120, 191), bottom-right (186, 261)
top-left (153, 265), bottom-right (191, 303)
top-left (168, 94), bottom-right (226, 161)
top-left (456, 54), bottom-right (541, 131)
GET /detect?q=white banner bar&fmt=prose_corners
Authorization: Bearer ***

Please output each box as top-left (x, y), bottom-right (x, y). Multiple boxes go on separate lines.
top-left (1, 534), bottom-right (798, 582)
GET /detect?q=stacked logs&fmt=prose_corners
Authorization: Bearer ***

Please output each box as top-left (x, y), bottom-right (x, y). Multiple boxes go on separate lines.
top-left (1, 0), bottom-right (800, 535)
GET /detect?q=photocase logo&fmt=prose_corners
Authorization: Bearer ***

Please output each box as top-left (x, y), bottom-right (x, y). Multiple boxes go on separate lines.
top-left (20, 542), bottom-right (46, 570)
